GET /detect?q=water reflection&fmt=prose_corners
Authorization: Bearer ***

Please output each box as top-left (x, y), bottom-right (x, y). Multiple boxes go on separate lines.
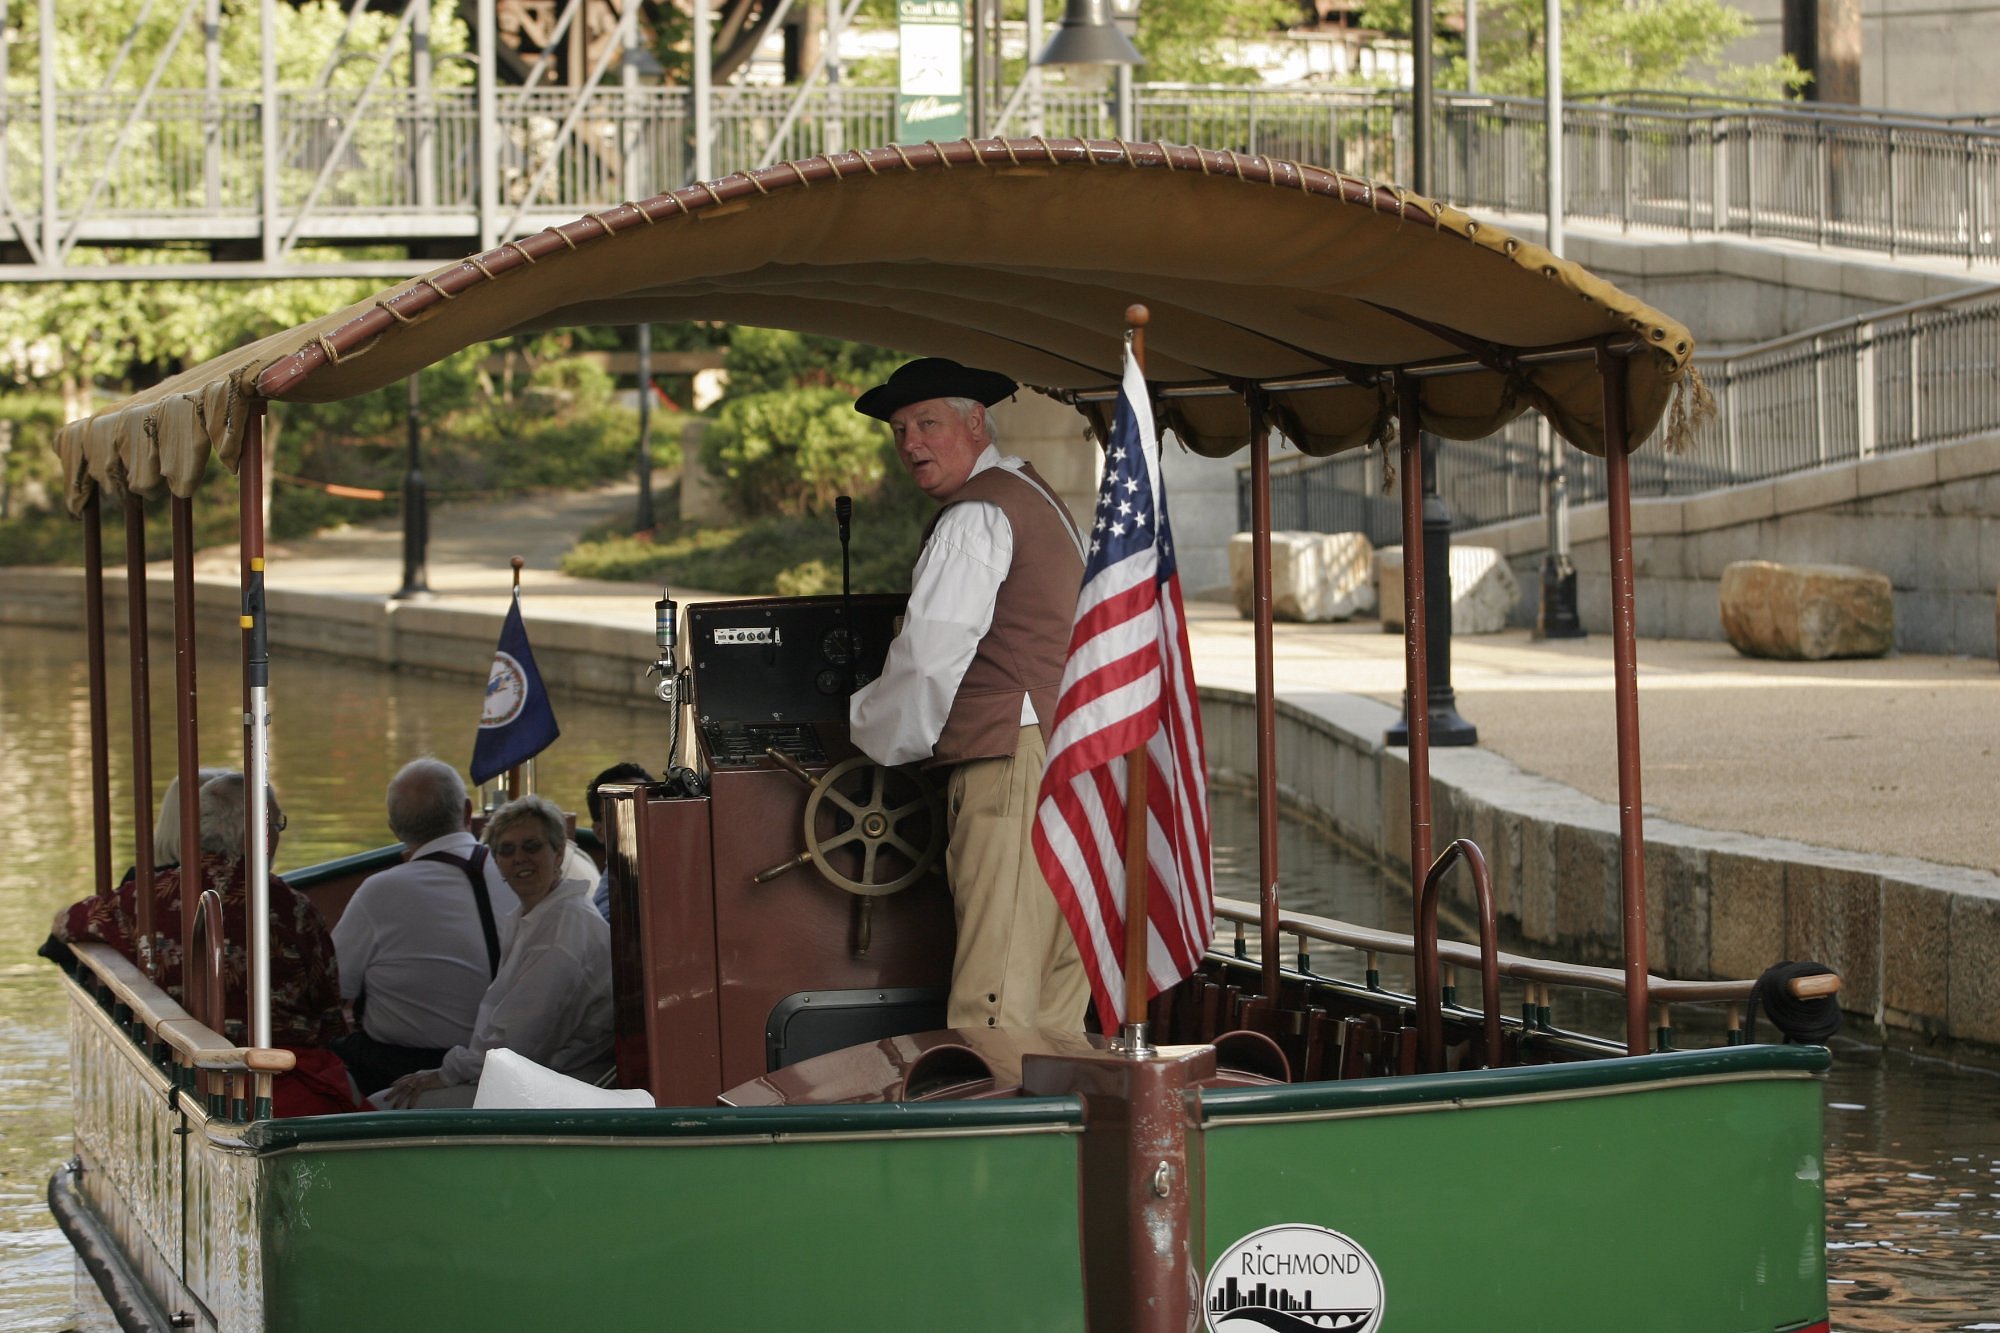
top-left (3, 625), bottom-right (1997, 1329)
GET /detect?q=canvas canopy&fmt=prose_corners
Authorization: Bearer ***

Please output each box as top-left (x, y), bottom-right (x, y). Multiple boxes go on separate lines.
top-left (56, 137), bottom-right (1704, 515)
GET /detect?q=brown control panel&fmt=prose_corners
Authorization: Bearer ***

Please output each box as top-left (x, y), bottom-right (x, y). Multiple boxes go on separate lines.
top-left (606, 593), bottom-right (954, 1107)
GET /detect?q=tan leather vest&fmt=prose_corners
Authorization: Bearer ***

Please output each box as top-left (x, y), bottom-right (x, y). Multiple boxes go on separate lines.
top-left (926, 461), bottom-right (1085, 767)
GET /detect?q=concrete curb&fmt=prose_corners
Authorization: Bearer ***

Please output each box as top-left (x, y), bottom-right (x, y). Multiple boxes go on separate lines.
top-left (10, 565), bottom-right (1997, 1049)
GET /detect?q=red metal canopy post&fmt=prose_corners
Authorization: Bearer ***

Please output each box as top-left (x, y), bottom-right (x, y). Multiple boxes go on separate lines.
top-left (1599, 346), bottom-right (1652, 1056)
top-left (125, 495), bottom-right (157, 972)
top-left (81, 494), bottom-right (113, 900)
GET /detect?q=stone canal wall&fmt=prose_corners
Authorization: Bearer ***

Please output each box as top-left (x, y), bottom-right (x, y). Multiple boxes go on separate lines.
top-left (7, 566), bottom-right (1995, 1052)
top-left (1200, 686), bottom-right (2000, 1053)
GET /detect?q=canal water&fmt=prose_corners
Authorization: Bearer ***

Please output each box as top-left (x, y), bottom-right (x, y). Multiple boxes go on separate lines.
top-left (1, 622), bottom-right (1996, 1329)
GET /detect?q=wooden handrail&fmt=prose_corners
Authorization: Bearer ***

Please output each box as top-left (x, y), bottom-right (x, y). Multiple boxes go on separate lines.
top-left (1212, 897), bottom-right (1840, 1007)
top-left (68, 942), bottom-right (295, 1077)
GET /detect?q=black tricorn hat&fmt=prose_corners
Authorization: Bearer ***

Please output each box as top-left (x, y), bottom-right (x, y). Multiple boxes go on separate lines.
top-left (854, 357), bottom-right (1018, 421)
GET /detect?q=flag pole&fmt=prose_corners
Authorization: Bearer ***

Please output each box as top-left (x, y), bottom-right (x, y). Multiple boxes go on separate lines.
top-left (1119, 303), bottom-right (1153, 1058)
top-left (506, 555), bottom-right (528, 800)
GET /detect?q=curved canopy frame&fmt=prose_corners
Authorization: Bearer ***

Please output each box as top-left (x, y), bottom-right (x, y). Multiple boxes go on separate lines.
top-left (55, 137), bottom-right (1704, 514)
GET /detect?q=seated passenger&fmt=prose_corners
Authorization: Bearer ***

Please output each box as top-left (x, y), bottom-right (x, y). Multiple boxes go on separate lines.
top-left (584, 761), bottom-right (654, 921)
top-left (330, 758), bottom-right (520, 1099)
top-left (381, 794), bottom-right (614, 1109)
top-left (120, 766), bottom-right (228, 885)
top-left (49, 772), bottom-right (357, 1117)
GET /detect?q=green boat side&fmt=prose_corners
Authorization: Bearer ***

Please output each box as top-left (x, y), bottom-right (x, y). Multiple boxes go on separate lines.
top-left (1203, 1048), bottom-right (1830, 1331)
top-left (251, 1115), bottom-right (1089, 1330)
top-left (222, 1048), bottom-right (1826, 1332)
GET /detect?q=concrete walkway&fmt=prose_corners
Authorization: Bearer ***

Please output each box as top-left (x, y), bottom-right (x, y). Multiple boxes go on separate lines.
top-left (228, 480), bottom-right (2000, 879)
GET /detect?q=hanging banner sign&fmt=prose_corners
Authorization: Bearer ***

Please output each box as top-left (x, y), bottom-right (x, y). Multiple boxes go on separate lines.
top-left (896, 0), bottom-right (967, 143)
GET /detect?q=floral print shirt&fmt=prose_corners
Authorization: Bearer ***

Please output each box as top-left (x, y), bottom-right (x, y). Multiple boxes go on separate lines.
top-left (52, 851), bottom-right (346, 1048)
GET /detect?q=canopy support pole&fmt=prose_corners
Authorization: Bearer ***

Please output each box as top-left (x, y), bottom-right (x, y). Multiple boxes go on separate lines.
top-left (1246, 387), bottom-right (1280, 1001)
top-left (170, 498), bottom-right (202, 963)
top-left (82, 493), bottom-right (114, 900)
top-left (1599, 347), bottom-right (1652, 1057)
top-left (1396, 375), bottom-right (1438, 1021)
top-left (241, 408), bottom-right (273, 1057)
top-left (1119, 308), bottom-right (1153, 1053)
top-left (125, 495), bottom-right (157, 972)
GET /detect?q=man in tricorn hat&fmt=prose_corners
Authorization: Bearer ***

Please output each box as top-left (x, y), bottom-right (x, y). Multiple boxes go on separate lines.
top-left (849, 357), bottom-right (1090, 1032)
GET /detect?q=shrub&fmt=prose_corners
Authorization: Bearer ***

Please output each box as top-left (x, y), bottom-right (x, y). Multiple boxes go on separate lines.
top-left (701, 388), bottom-right (890, 518)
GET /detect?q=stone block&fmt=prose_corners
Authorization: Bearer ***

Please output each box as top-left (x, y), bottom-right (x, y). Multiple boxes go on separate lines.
top-left (1709, 851), bottom-right (1787, 981)
top-left (1516, 817), bottom-right (1558, 946)
top-left (1568, 505), bottom-right (1609, 547)
top-left (1646, 841), bottom-right (1710, 978)
top-left (1228, 530), bottom-right (1376, 623)
top-left (1719, 560), bottom-right (1894, 660)
top-left (1687, 522), bottom-right (1770, 579)
top-left (1880, 880), bottom-right (1951, 1033)
top-left (1935, 432), bottom-right (2000, 484)
top-left (1786, 864), bottom-right (1881, 1018)
top-left (1554, 824), bottom-right (1618, 945)
top-left (1771, 466), bottom-right (1859, 516)
top-left (1630, 498), bottom-right (1685, 537)
top-left (1955, 593), bottom-right (1997, 661)
top-left (1855, 449), bottom-right (1939, 501)
top-left (1378, 751), bottom-right (1410, 875)
top-left (1910, 517), bottom-right (1982, 594)
top-left (1893, 591), bottom-right (1950, 654)
top-left (1683, 481), bottom-right (1776, 534)
top-left (1947, 895), bottom-right (2000, 1046)
top-left (1374, 544), bottom-right (1519, 634)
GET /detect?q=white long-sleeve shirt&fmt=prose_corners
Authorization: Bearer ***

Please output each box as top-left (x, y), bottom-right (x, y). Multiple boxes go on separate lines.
top-left (439, 877), bottom-right (613, 1086)
top-left (331, 831), bottom-right (520, 1051)
top-left (850, 448), bottom-right (1081, 767)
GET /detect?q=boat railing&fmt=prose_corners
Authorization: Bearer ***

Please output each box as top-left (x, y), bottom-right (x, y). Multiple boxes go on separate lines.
top-left (66, 940), bottom-right (295, 1125)
top-left (1211, 895), bottom-right (1821, 1050)
top-left (1415, 839), bottom-right (1502, 1071)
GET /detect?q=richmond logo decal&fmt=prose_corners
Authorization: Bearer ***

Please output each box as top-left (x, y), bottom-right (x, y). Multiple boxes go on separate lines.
top-left (1203, 1224), bottom-right (1384, 1333)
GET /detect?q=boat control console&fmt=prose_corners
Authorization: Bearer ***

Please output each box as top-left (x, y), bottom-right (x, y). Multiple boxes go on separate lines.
top-left (603, 593), bottom-right (956, 1107)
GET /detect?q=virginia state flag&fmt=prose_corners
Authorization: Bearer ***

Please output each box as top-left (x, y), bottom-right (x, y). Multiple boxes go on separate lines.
top-left (471, 601), bottom-right (560, 784)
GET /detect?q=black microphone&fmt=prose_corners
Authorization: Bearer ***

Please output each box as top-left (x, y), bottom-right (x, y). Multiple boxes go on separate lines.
top-left (836, 495), bottom-right (855, 695)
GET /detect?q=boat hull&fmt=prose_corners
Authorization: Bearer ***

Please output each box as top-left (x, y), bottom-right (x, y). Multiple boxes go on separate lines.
top-left (58, 968), bottom-right (1827, 1331)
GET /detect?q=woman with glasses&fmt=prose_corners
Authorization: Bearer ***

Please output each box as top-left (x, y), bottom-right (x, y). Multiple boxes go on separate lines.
top-left (382, 795), bottom-right (613, 1109)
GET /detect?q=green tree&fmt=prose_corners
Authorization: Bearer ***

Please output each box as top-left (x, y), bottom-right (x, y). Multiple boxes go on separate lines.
top-left (1135, 0), bottom-right (1300, 84)
top-left (1357, 0), bottom-right (1804, 97)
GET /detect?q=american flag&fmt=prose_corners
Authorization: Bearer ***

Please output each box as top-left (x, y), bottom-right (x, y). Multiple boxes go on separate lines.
top-left (1032, 339), bottom-right (1213, 1029)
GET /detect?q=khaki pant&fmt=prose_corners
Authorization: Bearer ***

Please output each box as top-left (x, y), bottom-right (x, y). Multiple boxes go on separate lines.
top-left (943, 727), bottom-right (1090, 1031)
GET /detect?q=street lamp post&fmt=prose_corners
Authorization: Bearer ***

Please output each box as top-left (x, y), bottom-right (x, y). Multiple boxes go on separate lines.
top-left (636, 322), bottom-right (656, 532)
top-left (394, 373), bottom-right (431, 600)
top-left (1385, 0), bottom-right (1476, 749)
top-left (1386, 432), bottom-right (1477, 748)
top-left (1536, 0), bottom-right (1584, 639)
top-left (1034, 0), bottom-right (1144, 120)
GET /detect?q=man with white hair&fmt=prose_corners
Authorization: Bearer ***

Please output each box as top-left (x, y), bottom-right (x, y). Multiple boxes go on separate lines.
top-left (848, 358), bottom-right (1091, 1034)
top-left (331, 757), bottom-right (520, 1097)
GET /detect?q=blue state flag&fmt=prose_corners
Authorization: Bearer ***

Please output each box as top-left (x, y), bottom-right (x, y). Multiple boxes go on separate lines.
top-left (471, 600), bottom-right (560, 784)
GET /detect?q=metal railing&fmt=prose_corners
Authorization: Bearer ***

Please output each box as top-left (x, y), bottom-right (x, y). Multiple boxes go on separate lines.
top-left (4, 82), bottom-right (1999, 272)
top-left (1237, 285), bottom-right (2000, 545)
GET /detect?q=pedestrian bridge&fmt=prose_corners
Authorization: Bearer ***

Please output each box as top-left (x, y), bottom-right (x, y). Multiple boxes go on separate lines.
top-left (5, 79), bottom-right (1998, 279)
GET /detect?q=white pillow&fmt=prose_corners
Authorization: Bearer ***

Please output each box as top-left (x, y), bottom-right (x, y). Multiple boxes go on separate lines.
top-left (472, 1048), bottom-right (655, 1110)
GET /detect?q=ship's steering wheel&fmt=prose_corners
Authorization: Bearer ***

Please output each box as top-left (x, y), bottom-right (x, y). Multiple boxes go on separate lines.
top-left (755, 752), bottom-right (944, 897)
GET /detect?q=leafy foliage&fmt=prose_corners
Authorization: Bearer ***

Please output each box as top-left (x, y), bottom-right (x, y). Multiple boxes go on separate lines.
top-left (564, 326), bottom-right (930, 595)
top-left (697, 330), bottom-right (903, 518)
top-left (1136, 0), bottom-right (1300, 84)
top-left (1355, 0), bottom-right (1806, 97)
top-left (561, 483), bottom-right (932, 597)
